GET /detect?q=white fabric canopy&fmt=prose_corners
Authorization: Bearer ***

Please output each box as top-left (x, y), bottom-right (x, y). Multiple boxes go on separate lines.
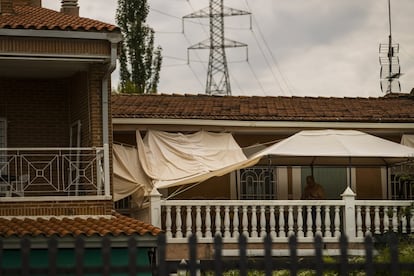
top-left (252, 129), bottom-right (414, 166)
top-left (112, 130), bottom-right (255, 199)
top-left (401, 134), bottom-right (414, 148)
top-left (137, 130), bottom-right (252, 189)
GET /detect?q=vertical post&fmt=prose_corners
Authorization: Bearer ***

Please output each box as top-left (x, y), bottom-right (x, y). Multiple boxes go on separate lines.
top-left (150, 187), bottom-right (162, 228)
top-left (341, 187), bottom-right (357, 241)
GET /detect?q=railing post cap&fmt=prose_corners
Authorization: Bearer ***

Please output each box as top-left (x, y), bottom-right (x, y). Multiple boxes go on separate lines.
top-left (150, 187), bottom-right (162, 197)
top-left (341, 186), bottom-right (356, 197)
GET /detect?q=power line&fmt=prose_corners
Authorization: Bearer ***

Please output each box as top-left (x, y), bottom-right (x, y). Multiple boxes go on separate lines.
top-left (244, 0), bottom-right (293, 96)
top-left (247, 60), bottom-right (267, 95)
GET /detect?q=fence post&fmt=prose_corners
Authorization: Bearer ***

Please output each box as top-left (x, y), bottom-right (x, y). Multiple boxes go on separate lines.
top-left (150, 187), bottom-right (162, 228)
top-left (341, 187), bottom-right (357, 241)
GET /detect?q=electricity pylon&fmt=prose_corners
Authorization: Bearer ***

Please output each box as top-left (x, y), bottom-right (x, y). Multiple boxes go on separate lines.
top-left (183, 0), bottom-right (250, 95)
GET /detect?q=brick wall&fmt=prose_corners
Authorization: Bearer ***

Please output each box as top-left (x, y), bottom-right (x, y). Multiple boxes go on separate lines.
top-left (0, 78), bottom-right (70, 147)
top-left (0, 200), bottom-right (113, 216)
top-left (0, 37), bottom-right (110, 56)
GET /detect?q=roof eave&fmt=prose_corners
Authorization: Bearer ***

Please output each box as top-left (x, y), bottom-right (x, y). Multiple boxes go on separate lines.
top-left (112, 118), bottom-right (414, 135)
top-left (0, 28), bottom-right (122, 43)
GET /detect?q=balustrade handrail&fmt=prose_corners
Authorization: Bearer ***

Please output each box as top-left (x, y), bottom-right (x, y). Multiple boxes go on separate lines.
top-left (355, 200), bottom-right (413, 207)
top-left (158, 197), bottom-right (414, 243)
top-left (0, 147), bottom-right (104, 151)
top-left (161, 199), bottom-right (346, 207)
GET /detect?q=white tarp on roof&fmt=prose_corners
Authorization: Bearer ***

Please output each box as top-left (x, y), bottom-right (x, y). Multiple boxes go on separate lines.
top-left (113, 130), bottom-right (256, 200)
top-left (137, 130), bottom-right (253, 189)
top-left (401, 134), bottom-right (414, 148)
top-left (252, 129), bottom-right (414, 166)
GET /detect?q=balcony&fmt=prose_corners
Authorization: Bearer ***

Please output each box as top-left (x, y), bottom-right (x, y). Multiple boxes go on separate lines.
top-left (0, 148), bottom-right (108, 200)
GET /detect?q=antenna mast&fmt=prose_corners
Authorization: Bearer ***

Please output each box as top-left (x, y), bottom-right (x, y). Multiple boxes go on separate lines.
top-left (379, 0), bottom-right (401, 94)
top-left (183, 0), bottom-right (250, 95)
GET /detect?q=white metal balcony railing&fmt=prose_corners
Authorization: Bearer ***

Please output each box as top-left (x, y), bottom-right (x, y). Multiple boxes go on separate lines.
top-left (159, 199), bottom-right (414, 243)
top-left (0, 148), bottom-right (105, 198)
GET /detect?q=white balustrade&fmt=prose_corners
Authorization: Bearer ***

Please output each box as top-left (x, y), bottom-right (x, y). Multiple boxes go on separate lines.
top-left (159, 199), bottom-right (413, 243)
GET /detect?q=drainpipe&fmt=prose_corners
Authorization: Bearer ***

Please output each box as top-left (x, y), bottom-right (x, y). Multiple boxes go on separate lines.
top-left (102, 34), bottom-right (122, 197)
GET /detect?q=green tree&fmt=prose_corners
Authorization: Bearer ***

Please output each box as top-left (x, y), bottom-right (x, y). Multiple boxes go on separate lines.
top-left (116, 0), bottom-right (162, 94)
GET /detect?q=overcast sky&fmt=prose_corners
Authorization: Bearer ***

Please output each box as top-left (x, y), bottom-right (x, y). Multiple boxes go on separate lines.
top-left (43, 0), bottom-right (414, 98)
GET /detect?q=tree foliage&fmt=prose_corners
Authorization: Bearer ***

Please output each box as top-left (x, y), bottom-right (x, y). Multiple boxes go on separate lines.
top-left (116, 0), bottom-right (162, 94)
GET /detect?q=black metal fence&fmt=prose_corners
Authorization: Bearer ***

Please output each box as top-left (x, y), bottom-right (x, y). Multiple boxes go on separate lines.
top-left (1, 234), bottom-right (414, 275)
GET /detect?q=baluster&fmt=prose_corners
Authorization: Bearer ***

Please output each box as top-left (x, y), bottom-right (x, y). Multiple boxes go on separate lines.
top-left (165, 206), bottom-right (172, 239)
top-left (278, 206), bottom-right (286, 237)
top-left (383, 207), bottom-right (389, 233)
top-left (233, 206), bottom-right (240, 238)
top-left (176, 206), bottom-right (183, 238)
top-left (269, 206), bottom-right (277, 238)
top-left (224, 206), bottom-right (231, 238)
top-left (334, 206), bottom-right (341, 237)
top-left (401, 212), bottom-right (407, 234)
top-left (196, 206), bottom-right (202, 238)
top-left (242, 206), bottom-right (249, 237)
top-left (315, 206), bottom-right (322, 236)
top-left (288, 206), bottom-right (294, 236)
top-left (251, 206), bottom-right (258, 237)
top-left (186, 206), bottom-right (192, 237)
top-left (374, 206), bottom-right (381, 234)
top-left (306, 206), bottom-right (313, 237)
top-left (260, 206), bottom-right (267, 237)
top-left (392, 207), bottom-right (398, 232)
top-left (205, 206), bottom-right (212, 238)
top-left (297, 206), bottom-right (304, 237)
top-left (356, 206), bottom-right (363, 237)
top-left (324, 206), bottom-right (331, 237)
top-left (411, 208), bottom-right (414, 233)
top-left (215, 206), bottom-right (222, 237)
top-left (365, 206), bottom-right (371, 236)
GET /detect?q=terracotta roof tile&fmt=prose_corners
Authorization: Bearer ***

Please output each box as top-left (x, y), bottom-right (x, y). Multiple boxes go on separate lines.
top-left (111, 93), bottom-right (414, 123)
top-left (0, 212), bottom-right (161, 238)
top-left (0, 6), bottom-right (119, 32)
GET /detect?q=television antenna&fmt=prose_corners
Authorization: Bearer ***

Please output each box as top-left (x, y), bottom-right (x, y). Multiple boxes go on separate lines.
top-left (379, 0), bottom-right (402, 94)
top-left (183, 0), bottom-right (250, 96)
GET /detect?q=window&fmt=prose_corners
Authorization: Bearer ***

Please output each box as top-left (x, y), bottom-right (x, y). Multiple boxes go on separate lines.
top-left (237, 166), bottom-right (276, 200)
top-left (390, 163), bottom-right (414, 200)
